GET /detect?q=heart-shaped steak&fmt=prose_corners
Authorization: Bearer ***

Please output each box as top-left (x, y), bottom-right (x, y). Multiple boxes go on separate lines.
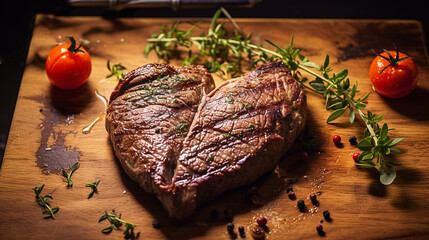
top-left (106, 62), bottom-right (306, 219)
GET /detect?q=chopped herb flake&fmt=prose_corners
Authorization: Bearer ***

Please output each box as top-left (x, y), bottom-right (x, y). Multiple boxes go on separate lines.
top-left (242, 102), bottom-right (253, 109)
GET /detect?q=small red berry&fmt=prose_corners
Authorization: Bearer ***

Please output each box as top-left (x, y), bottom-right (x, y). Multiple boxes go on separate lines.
top-left (353, 152), bottom-right (360, 163)
top-left (215, 57), bottom-right (225, 64)
top-left (332, 135), bottom-right (341, 144)
top-left (256, 216), bottom-right (267, 227)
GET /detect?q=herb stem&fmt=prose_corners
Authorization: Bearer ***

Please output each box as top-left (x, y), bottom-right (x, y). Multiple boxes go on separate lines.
top-left (344, 94), bottom-right (378, 145)
top-left (36, 195), bottom-right (55, 219)
top-left (147, 37), bottom-right (335, 86)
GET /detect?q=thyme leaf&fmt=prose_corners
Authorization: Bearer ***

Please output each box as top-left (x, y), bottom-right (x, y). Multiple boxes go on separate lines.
top-left (62, 162), bottom-right (79, 188)
top-left (106, 60), bottom-right (126, 80)
top-left (99, 210), bottom-right (137, 237)
top-left (33, 184), bottom-right (59, 219)
top-left (85, 179), bottom-right (100, 199)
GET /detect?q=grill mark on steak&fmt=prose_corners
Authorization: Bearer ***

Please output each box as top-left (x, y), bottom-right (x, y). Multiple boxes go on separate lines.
top-left (106, 62), bottom-right (306, 219)
top-left (178, 102), bottom-right (292, 166)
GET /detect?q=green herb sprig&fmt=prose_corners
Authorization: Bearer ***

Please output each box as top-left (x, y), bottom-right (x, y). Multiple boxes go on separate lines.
top-left (143, 8), bottom-right (404, 185)
top-left (33, 184), bottom-right (59, 219)
top-left (62, 162), bottom-right (79, 188)
top-left (99, 211), bottom-right (137, 237)
top-left (85, 179), bottom-right (100, 199)
top-left (106, 60), bottom-right (126, 80)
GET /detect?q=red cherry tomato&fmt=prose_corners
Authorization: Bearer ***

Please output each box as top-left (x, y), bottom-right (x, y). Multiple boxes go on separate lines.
top-left (369, 50), bottom-right (418, 98)
top-left (45, 36), bottom-right (91, 90)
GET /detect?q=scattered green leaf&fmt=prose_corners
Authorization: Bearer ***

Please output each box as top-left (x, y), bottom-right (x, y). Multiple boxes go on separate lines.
top-left (33, 185), bottom-right (59, 219)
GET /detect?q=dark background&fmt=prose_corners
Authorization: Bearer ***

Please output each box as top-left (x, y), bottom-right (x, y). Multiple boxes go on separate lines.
top-left (0, 0), bottom-right (427, 164)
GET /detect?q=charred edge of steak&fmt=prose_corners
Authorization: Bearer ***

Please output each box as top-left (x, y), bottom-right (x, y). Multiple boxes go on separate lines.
top-left (110, 63), bottom-right (175, 102)
top-left (109, 63), bottom-right (214, 102)
top-left (163, 61), bottom-right (306, 219)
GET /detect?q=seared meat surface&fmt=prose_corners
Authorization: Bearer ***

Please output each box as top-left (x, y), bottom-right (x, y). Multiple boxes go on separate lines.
top-left (106, 62), bottom-right (306, 219)
top-left (106, 63), bottom-right (215, 195)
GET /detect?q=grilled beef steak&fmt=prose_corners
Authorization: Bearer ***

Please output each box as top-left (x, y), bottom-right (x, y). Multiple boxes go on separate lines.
top-left (106, 63), bottom-right (215, 195)
top-left (106, 62), bottom-right (306, 219)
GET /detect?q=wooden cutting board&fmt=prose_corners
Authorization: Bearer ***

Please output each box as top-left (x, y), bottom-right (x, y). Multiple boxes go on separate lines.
top-left (1, 15), bottom-right (429, 239)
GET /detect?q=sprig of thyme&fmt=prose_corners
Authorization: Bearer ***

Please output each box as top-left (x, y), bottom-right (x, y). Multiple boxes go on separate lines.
top-left (99, 210), bottom-right (137, 237)
top-left (85, 179), bottom-right (100, 199)
top-left (143, 8), bottom-right (404, 185)
top-left (62, 162), bottom-right (79, 188)
top-left (106, 60), bottom-right (126, 80)
top-left (33, 185), bottom-right (59, 219)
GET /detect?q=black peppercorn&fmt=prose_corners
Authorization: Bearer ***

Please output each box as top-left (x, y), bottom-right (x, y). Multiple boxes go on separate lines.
top-left (323, 210), bottom-right (331, 222)
top-left (152, 220), bottom-right (161, 229)
top-left (238, 226), bottom-right (245, 237)
top-left (287, 191), bottom-right (296, 200)
top-left (310, 192), bottom-right (318, 204)
top-left (286, 186), bottom-right (293, 193)
top-left (349, 136), bottom-right (357, 145)
top-left (316, 224), bottom-right (325, 236)
top-left (297, 199), bottom-right (306, 212)
top-left (227, 222), bottom-right (234, 234)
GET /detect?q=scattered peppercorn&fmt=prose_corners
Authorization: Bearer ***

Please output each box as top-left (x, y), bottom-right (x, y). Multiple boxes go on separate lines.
top-left (256, 216), bottom-right (267, 227)
top-left (286, 186), bottom-right (293, 193)
top-left (353, 152), bottom-right (360, 163)
top-left (152, 220), bottom-right (161, 229)
top-left (250, 226), bottom-right (265, 239)
top-left (300, 151), bottom-right (309, 161)
top-left (297, 199), bottom-right (306, 212)
top-left (287, 191), bottom-right (296, 200)
top-left (332, 135), bottom-right (341, 145)
top-left (309, 192), bottom-right (318, 204)
top-left (349, 136), bottom-right (357, 145)
top-left (227, 222), bottom-right (235, 234)
top-left (323, 210), bottom-right (331, 222)
top-left (316, 224), bottom-right (324, 236)
top-left (238, 226), bottom-right (245, 237)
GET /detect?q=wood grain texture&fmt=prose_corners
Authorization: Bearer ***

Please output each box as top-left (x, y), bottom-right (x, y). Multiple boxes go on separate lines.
top-left (0, 15), bottom-right (429, 239)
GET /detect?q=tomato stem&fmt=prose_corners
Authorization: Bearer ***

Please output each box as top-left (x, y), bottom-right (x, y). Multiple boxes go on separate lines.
top-left (67, 36), bottom-right (85, 54)
top-left (377, 48), bottom-right (411, 74)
